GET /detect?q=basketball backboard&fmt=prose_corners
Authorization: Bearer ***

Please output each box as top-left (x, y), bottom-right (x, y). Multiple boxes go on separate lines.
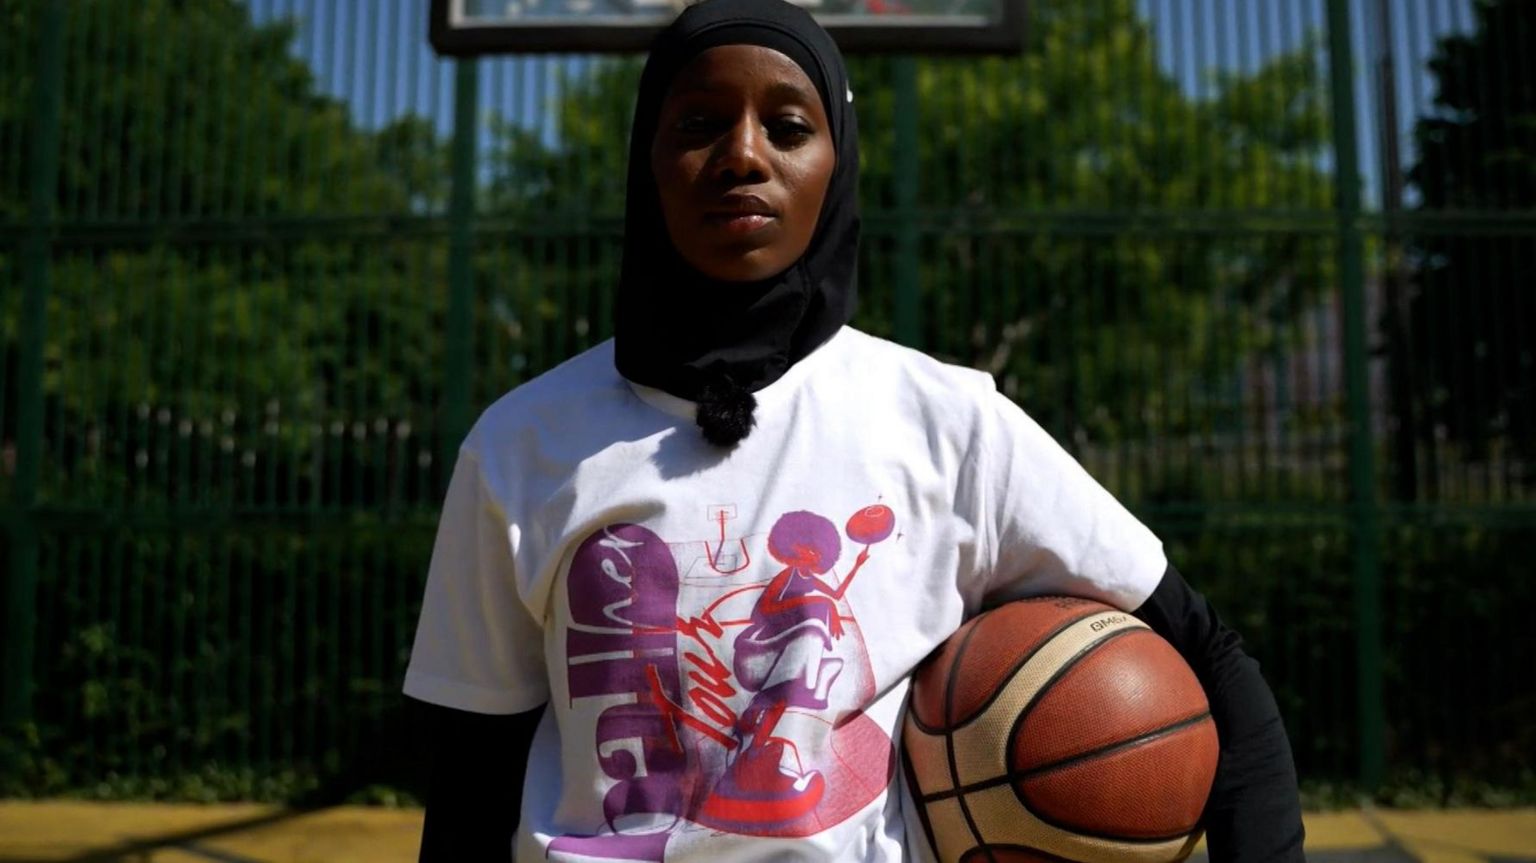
top-left (429, 0), bottom-right (1025, 55)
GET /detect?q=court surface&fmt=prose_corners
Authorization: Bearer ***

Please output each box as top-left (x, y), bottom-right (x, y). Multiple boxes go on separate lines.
top-left (0, 802), bottom-right (1531, 862)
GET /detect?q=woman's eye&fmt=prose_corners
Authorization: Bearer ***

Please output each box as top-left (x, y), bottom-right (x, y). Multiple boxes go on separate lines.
top-left (670, 113), bottom-right (813, 142)
top-left (771, 120), bottom-right (814, 142)
top-left (676, 114), bottom-right (717, 134)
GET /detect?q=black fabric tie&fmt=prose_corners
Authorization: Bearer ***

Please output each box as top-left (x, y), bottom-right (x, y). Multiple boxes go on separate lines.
top-left (696, 376), bottom-right (758, 447)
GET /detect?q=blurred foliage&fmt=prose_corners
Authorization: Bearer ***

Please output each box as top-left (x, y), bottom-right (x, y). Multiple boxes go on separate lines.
top-left (1, 519), bottom-right (434, 804)
top-left (1157, 513), bottom-right (1536, 795)
top-left (0, 0), bottom-right (454, 509)
top-left (0, 0), bottom-right (437, 220)
top-left (1406, 0), bottom-right (1536, 462)
top-left (480, 0), bottom-right (1336, 444)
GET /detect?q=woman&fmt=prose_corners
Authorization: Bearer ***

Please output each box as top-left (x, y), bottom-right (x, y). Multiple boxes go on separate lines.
top-left (404, 1), bottom-right (1305, 860)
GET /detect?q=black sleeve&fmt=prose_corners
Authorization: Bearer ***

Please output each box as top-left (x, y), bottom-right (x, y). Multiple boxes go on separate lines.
top-left (1131, 564), bottom-right (1307, 862)
top-left (411, 696), bottom-right (544, 863)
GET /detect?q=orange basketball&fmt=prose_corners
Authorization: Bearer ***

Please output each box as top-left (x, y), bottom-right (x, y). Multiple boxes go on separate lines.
top-left (902, 595), bottom-right (1219, 863)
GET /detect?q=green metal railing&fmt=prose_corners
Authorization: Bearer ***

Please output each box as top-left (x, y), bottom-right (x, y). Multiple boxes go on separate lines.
top-left (1, 0), bottom-right (1532, 802)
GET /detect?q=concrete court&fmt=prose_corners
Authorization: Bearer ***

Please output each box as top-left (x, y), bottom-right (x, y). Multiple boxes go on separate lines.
top-left (0, 802), bottom-right (1531, 862)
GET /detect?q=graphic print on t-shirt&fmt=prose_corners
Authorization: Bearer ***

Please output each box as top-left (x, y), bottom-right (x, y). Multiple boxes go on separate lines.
top-left (552, 502), bottom-right (900, 861)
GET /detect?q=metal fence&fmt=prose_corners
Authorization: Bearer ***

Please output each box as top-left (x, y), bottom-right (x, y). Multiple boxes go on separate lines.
top-left (2, 0), bottom-right (1532, 803)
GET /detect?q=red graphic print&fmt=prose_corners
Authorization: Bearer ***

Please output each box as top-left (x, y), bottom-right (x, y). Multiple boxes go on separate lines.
top-left (554, 501), bottom-right (900, 859)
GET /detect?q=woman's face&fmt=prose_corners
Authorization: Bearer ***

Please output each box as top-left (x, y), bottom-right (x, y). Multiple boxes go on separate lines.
top-left (651, 45), bottom-right (836, 283)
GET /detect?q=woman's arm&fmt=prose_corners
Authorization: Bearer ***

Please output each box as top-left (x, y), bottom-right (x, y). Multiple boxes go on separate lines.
top-left (1131, 564), bottom-right (1307, 862)
top-left (412, 697), bottom-right (543, 863)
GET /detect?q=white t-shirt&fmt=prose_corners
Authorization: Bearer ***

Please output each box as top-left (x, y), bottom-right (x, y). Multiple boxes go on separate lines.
top-left (403, 327), bottom-right (1166, 862)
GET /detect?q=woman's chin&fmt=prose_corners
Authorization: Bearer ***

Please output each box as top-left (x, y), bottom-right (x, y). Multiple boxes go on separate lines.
top-left (692, 253), bottom-right (795, 284)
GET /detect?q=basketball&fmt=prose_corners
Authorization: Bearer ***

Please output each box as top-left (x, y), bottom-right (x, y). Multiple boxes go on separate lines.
top-left (902, 595), bottom-right (1219, 863)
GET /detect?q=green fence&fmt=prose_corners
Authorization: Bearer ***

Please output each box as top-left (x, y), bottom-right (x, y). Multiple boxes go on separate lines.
top-left (2, 0), bottom-right (1533, 804)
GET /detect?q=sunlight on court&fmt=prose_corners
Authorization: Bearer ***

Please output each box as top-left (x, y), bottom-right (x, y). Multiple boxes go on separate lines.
top-left (1, 804), bottom-right (1532, 863)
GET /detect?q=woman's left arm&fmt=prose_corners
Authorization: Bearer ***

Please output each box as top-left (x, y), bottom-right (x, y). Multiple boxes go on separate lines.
top-left (1132, 564), bottom-right (1307, 862)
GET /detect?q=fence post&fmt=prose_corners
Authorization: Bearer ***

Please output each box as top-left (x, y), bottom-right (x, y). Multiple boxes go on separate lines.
top-left (441, 58), bottom-right (479, 482)
top-left (1325, 0), bottom-right (1386, 791)
top-left (892, 57), bottom-right (920, 349)
top-left (3, 0), bottom-right (64, 730)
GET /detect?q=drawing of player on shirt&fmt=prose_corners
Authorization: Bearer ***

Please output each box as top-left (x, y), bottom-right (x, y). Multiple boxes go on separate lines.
top-left (702, 505), bottom-right (895, 825)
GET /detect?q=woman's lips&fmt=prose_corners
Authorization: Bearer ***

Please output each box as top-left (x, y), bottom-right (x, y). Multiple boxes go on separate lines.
top-left (705, 212), bottom-right (777, 234)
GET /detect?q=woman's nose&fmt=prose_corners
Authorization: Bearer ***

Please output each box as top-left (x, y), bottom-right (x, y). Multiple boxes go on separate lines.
top-left (711, 117), bottom-right (770, 184)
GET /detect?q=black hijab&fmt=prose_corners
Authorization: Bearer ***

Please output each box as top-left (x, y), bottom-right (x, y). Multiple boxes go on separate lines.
top-left (613, 0), bottom-right (861, 447)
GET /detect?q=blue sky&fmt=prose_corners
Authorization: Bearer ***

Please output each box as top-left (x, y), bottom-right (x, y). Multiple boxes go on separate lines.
top-left (245, 0), bottom-right (1481, 208)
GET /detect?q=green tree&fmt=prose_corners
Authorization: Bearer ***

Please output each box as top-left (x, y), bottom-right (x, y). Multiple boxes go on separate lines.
top-left (1, 0), bottom-right (451, 799)
top-left (861, 1), bottom-right (1331, 451)
top-left (1407, 0), bottom-right (1536, 464)
top-left (0, 0), bottom-right (454, 509)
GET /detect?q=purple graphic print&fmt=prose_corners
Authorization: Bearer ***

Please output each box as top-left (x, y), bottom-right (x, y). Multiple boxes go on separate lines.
top-left (555, 524), bottom-right (686, 861)
top-left (701, 510), bottom-right (888, 828)
top-left (735, 511), bottom-right (843, 703)
top-left (553, 504), bottom-right (899, 861)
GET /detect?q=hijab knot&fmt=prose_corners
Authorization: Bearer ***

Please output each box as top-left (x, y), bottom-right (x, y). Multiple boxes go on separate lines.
top-left (696, 376), bottom-right (758, 448)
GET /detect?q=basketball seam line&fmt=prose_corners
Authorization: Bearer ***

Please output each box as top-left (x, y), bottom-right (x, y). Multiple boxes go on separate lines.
top-left (1014, 709), bottom-right (1214, 784)
top-left (920, 710), bottom-right (1215, 844)
top-left (1015, 707), bottom-right (1216, 845)
top-left (1009, 626), bottom-right (1146, 741)
top-left (973, 844), bottom-right (1077, 863)
top-left (919, 709), bottom-right (1213, 803)
top-left (941, 616), bottom-right (993, 863)
top-left (901, 738), bottom-right (944, 862)
top-left (908, 605), bottom-right (1127, 735)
